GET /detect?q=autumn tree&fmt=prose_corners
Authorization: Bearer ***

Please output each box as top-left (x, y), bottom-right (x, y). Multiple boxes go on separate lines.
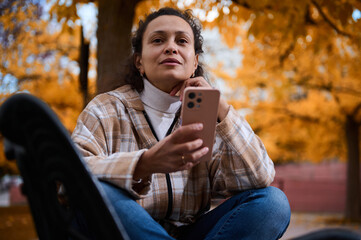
top-left (210, 0), bottom-right (361, 220)
top-left (0, 0), bottom-right (84, 175)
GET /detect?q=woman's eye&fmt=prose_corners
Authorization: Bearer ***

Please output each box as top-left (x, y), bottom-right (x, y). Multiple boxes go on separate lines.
top-left (152, 38), bottom-right (163, 43)
top-left (178, 38), bottom-right (188, 44)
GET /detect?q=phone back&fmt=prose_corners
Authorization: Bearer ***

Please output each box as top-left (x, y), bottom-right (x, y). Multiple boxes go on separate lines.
top-left (181, 87), bottom-right (220, 162)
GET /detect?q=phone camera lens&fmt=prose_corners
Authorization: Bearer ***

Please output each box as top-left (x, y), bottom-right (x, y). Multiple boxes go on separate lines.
top-left (187, 102), bottom-right (194, 108)
top-left (188, 92), bottom-right (196, 99)
top-left (197, 98), bottom-right (202, 103)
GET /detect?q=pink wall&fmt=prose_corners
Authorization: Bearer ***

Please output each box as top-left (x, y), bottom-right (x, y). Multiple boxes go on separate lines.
top-left (271, 162), bottom-right (357, 213)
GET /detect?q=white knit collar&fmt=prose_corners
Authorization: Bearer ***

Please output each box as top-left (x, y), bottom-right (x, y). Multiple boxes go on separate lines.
top-left (139, 78), bottom-right (181, 114)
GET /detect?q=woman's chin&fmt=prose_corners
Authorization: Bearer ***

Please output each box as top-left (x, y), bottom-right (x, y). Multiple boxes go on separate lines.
top-left (159, 71), bottom-right (189, 81)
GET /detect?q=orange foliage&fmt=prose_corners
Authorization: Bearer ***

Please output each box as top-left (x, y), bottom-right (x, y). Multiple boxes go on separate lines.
top-left (20, 79), bottom-right (83, 131)
top-left (0, 1), bottom-right (86, 174)
top-left (211, 0), bottom-right (361, 164)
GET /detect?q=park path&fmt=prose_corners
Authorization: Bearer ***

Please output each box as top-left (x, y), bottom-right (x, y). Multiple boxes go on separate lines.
top-left (281, 212), bottom-right (361, 239)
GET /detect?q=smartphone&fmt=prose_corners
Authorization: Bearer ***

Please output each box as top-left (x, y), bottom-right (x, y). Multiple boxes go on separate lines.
top-left (181, 87), bottom-right (220, 162)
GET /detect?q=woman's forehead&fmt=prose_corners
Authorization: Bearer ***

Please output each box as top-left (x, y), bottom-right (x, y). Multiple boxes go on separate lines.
top-left (144, 15), bottom-right (193, 37)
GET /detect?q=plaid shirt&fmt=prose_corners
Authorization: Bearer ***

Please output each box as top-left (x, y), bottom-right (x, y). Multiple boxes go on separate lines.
top-left (71, 85), bottom-right (275, 225)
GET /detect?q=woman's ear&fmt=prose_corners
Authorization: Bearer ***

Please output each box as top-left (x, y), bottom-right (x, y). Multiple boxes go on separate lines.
top-left (194, 54), bottom-right (199, 71)
top-left (134, 53), bottom-right (144, 75)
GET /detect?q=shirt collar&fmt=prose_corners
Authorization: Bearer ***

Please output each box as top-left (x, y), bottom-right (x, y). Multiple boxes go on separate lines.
top-left (139, 78), bottom-right (181, 114)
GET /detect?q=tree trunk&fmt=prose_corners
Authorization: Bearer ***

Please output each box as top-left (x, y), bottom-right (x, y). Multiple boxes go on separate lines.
top-left (79, 26), bottom-right (89, 108)
top-left (96, 0), bottom-right (139, 94)
top-left (345, 114), bottom-right (361, 220)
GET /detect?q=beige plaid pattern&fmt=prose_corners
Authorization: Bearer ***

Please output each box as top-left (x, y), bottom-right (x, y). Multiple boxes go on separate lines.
top-left (71, 85), bottom-right (275, 224)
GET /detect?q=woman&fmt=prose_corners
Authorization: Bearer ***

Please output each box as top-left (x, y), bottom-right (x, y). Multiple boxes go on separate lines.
top-left (72, 7), bottom-right (290, 240)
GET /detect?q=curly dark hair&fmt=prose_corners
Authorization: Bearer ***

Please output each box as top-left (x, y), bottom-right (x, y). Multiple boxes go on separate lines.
top-left (125, 7), bottom-right (205, 93)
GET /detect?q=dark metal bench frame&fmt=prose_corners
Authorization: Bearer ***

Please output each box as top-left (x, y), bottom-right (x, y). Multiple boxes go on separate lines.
top-left (0, 93), bottom-right (129, 240)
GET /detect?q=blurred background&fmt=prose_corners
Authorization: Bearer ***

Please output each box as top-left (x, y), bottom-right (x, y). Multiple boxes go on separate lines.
top-left (0, 0), bottom-right (360, 239)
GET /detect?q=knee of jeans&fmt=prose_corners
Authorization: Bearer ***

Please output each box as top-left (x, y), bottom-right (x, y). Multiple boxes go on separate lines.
top-left (263, 186), bottom-right (291, 223)
top-left (98, 181), bottom-right (134, 203)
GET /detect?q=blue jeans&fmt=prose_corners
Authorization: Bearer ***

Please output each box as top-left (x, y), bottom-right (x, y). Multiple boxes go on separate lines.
top-left (99, 181), bottom-right (291, 240)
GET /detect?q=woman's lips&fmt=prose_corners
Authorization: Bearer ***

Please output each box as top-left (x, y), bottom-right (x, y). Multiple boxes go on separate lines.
top-left (160, 58), bottom-right (181, 65)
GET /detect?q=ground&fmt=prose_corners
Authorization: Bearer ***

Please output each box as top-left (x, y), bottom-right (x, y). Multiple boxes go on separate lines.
top-left (281, 212), bottom-right (361, 239)
top-left (0, 206), bottom-right (37, 240)
top-left (0, 206), bottom-right (360, 239)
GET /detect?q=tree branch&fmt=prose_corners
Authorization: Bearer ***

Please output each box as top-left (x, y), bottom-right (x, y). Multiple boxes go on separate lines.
top-left (17, 74), bottom-right (42, 84)
top-left (251, 106), bottom-right (319, 135)
top-left (311, 0), bottom-right (353, 38)
top-left (231, 0), bottom-right (272, 10)
top-left (279, 42), bottom-right (295, 66)
top-left (305, 4), bottom-right (317, 25)
top-left (294, 75), bottom-right (361, 98)
top-left (230, 0), bottom-right (251, 10)
top-left (288, 75), bottom-right (361, 118)
top-left (334, 86), bottom-right (361, 97)
top-left (279, 107), bottom-right (320, 123)
top-left (0, 65), bottom-right (42, 84)
top-left (271, 106), bottom-right (342, 125)
top-left (352, 103), bottom-right (361, 120)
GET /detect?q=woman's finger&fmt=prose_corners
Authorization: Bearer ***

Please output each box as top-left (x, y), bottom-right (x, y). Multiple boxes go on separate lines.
top-left (171, 123), bottom-right (203, 143)
top-left (179, 77), bottom-right (212, 101)
top-left (178, 146), bottom-right (208, 171)
top-left (181, 146), bottom-right (209, 163)
top-left (169, 82), bottom-right (183, 96)
top-left (174, 138), bottom-right (204, 155)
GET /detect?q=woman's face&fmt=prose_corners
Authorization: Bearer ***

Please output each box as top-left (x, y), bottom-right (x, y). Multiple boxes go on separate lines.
top-left (136, 15), bottom-right (199, 93)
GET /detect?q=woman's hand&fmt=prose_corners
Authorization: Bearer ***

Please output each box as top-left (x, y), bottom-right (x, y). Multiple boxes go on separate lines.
top-left (170, 76), bottom-right (230, 121)
top-left (133, 123), bottom-right (209, 179)
top-left (170, 76), bottom-right (210, 101)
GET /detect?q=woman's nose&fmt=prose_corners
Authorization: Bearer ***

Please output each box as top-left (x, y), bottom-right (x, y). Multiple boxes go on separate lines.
top-left (165, 49), bottom-right (177, 54)
top-left (164, 42), bottom-right (178, 54)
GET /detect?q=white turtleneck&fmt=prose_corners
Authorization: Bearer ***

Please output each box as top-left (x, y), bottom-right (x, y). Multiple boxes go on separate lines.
top-left (139, 79), bottom-right (181, 140)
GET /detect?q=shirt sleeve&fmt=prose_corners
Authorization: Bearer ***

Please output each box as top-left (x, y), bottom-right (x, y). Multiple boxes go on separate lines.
top-left (209, 106), bottom-right (275, 197)
top-left (71, 95), bottom-right (151, 199)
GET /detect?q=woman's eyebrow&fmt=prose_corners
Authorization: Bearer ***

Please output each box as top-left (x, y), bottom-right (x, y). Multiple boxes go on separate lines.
top-left (150, 30), bottom-right (192, 37)
top-left (150, 30), bottom-right (167, 36)
top-left (175, 31), bottom-right (191, 35)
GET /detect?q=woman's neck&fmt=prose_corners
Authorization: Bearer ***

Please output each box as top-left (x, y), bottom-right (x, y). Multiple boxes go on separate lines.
top-left (139, 78), bottom-right (181, 114)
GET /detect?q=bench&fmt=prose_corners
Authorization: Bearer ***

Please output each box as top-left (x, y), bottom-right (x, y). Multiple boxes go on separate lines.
top-left (0, 93), bottom-right (129, 240)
